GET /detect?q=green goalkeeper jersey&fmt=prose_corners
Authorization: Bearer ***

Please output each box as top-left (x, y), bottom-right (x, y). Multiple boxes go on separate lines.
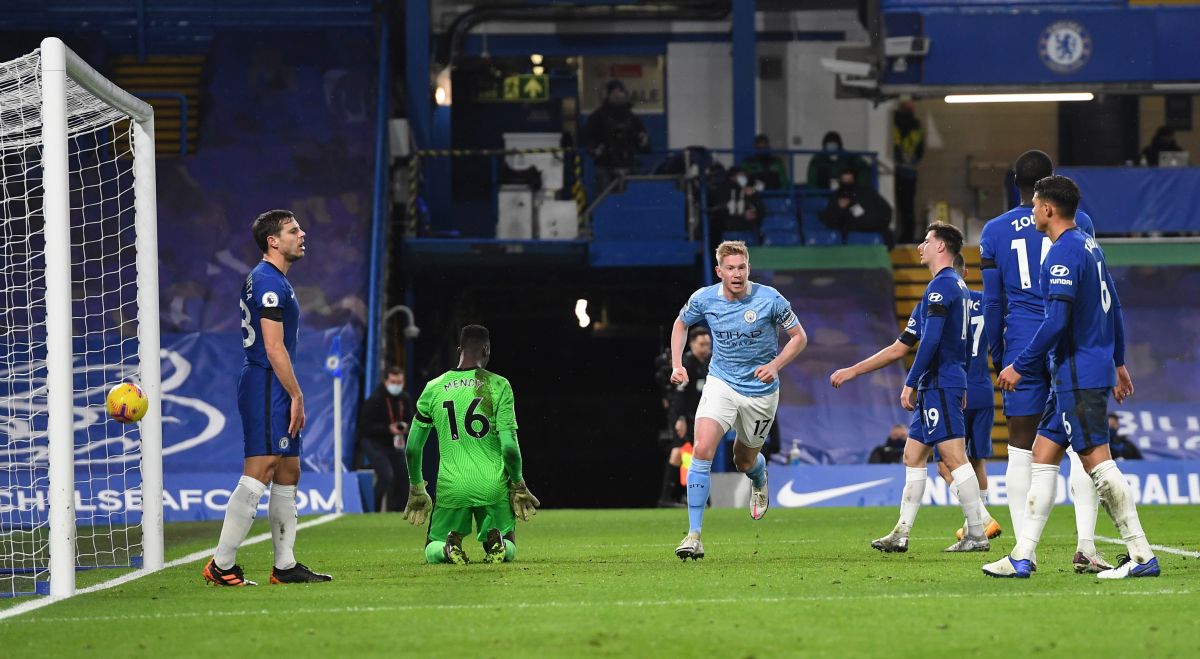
top-left (408, 367), bottom-right (522, 508)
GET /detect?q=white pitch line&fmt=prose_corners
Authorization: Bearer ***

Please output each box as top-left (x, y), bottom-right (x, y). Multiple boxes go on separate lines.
top-left (0, 513), bottom-right (343, 622)
top-left (11, 587), bottom-right (1192, 625)
top-left (1096, 535), bottom-right (1200, 558)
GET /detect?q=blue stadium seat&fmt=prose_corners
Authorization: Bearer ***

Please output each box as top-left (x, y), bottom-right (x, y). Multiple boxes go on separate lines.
top-left (762, 215), bottom-right (799, 233)
top-left (798, 195), bottom-right (829, 224)
top-left (760, 195), bottom-right (794, 217)
top-left (846, 231), bottom-right (883, 246)
top-left (721, 231), bottom-right (760, 246)
top-left (592, 180), bottom-right (686, 240)
top-left (762, 229), bottom-right (800, 246)
top-left (803, 228), bottom-right (842, 247)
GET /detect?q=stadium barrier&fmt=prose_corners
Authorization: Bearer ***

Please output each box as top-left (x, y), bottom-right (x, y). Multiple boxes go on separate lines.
top-left (0, 471), bottom-right (363, 525)
top-left (710, 459), bottom-right (1200, 508)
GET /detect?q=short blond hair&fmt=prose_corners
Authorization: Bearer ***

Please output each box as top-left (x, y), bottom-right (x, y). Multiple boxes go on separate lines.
top-left (715, 240), bottom-right (749, 265)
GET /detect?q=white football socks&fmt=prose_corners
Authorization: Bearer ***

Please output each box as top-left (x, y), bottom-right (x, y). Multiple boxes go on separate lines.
top-left (214, 475), bottom-right (267, 569)
top-left (979, 488), bottom-right (992, 524)
top-left (951, 464), bottom-right (985, 538)
top-left (896, 466), bottom-right (927, 533)
top-left (269, 483), bottom-right (299, 570)
top-left (1006, 446), bottom-right (1033, 542)
top-left (1091, 460), bottom-right (1155, 564)
top-left (1012, 463), bottom-right (1058, 561)
top-left (1067, 448), bottom-right (1099, 556)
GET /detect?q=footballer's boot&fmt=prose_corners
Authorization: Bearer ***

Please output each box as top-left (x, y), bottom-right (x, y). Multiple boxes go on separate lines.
top-left (1073, 550), bottom-right (1115, 574)
top-left (675, 533), bottom-right (705, 561)
top-left (482, 528), bottom-right (506, 564)
top-left (871, 524), bottom-right (910, 553)
top-left (1097, 554), bottom-right (1160, 579)
top-left (203, 558), bottom-right (257, 586)
top-left (982, 555), bottom-right (1032, 578)
top-left (270, 562), bottom-right (332, 584)
top-left (956, 517), bottom-right (1002, 541)
top-left (444, 531), bottom-right (470, 565)
top-left (750, 471), bottom-right (769, 521)
top-left (945, 535), bottom-right (990, 553)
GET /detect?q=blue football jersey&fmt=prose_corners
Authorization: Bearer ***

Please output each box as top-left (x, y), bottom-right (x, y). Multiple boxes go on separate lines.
top-left (240, 261), bottom-right (300, 369)
top-left (1040, 228), bottom-right (1117, 391)
top-left (979, 205), bottom-right (1095, 334)
top-left (900, 286), bottom-right (988, 404)
top-left (965, 290), bottom-right (993, 409)
top-left (679, 282), bottom-right (799, 396)
top-left (906, 267), bottom-right (969, 391)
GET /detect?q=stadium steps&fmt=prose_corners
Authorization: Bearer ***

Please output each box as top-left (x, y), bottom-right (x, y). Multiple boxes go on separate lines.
top-left (111, 55), bottom-right (204, 156)
top-left (891, 245), bottom-right (1008, 459)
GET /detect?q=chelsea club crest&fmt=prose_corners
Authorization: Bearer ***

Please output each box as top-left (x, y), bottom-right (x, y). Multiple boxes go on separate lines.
top-left (1039, 20), bottom-right (1092, 73)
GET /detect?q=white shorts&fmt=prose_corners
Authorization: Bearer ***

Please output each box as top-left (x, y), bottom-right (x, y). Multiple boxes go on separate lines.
top-left (694, 375), bottom-right (779, 449)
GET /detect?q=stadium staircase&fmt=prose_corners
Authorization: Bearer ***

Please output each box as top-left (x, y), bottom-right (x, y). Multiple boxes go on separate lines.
top-left (111, 55), bottom-right (203, 156)
top-left (891, 245), bottom-right (1008, 458)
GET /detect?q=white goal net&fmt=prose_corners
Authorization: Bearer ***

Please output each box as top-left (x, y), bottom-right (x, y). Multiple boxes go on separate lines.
top-left (0, 38), bottom-right (162, 598)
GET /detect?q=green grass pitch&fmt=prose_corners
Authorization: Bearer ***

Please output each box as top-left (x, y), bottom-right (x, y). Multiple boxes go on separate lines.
top-left (1, 506), bottom-right (1197, 657)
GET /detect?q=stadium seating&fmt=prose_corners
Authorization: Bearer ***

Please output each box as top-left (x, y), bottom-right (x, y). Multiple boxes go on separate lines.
top-left (721, 230), bottom-right (761, 246)
top-left (845, 231), bottom-right (883, 246)
top-left (591, 180), bottom-right (686, 241)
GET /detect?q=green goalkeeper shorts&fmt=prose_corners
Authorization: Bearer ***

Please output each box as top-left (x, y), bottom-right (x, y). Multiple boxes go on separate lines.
top-left (427, 500), bottom-right (516, 544)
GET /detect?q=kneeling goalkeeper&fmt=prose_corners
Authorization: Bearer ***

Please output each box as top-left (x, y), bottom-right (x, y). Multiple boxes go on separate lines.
top-left (402, 324), bottom-right (540, 564)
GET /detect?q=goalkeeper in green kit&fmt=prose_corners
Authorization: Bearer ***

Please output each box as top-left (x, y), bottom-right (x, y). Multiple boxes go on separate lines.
top-left (402, 325), bottom-right (540, 564)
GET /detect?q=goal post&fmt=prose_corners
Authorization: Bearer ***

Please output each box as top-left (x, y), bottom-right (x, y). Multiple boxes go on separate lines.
top-left (0, 37), bottom-right (162, 598)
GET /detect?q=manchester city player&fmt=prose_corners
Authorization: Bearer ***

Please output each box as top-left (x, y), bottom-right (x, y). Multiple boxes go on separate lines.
top-left (984, 175), bottom-right (1156, 580)
top-left (203, 210), bottom-right (331, 586)
top-left (871, 223), bottom-right (989, 554)
top-left (670, 241), bottom-right (808, 560)
top-left (979, 150), bottom-right (1109, 572)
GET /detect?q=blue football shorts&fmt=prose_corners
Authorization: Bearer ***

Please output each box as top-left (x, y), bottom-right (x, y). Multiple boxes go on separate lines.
top-left (934, 406), bottom-right (993, 462)
top-left (1038, 388), bottom-right (1109, 452)
top-left (913, 388), bottom-right (966, 447)
top-left (1002, 342), bottom-right (1050, 417)
top-left (237, 365), bottom-right (302, 458)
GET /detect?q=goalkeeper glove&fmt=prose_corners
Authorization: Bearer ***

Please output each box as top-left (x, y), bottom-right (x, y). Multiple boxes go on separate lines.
top-left (509, 481), bottom-right (541, 521)
top-left (402, 482), bottom-right (432, 526)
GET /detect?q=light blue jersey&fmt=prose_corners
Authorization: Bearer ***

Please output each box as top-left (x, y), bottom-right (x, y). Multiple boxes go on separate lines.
top-left (679, 282), bottom-right (799, 397)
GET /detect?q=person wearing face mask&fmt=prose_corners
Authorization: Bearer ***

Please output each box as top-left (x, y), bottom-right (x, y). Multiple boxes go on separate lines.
top-left (584, 80), bottom-right (650, 194)
top-left (819, 168), bottom-right (894, 249)
top-left (807, 131), bottom-right (872, 192)
top-left (355, 366), bottom-right (413, 512)
top-left (707, 166), bottom-right (767, 250)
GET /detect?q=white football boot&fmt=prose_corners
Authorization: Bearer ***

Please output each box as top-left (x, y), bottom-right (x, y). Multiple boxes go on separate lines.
top-left (871, 524), bottom-right (910, 553)
top-left (945, 535), bottom-right (990, 552)
top-left (675, 533), bottom-right (705, 561)
top-left (750, 471), bottom-right (769, 521)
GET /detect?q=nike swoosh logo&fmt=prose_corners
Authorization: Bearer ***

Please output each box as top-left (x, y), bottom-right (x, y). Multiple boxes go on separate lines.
top-left (777, 478), bottom-right (893, 507)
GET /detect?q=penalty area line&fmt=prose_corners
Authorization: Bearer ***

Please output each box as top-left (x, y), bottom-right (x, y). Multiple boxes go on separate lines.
top-left (0, 512), bottom-right (343, 622)
top-left (1096, 535), bottom-right (1200, 559)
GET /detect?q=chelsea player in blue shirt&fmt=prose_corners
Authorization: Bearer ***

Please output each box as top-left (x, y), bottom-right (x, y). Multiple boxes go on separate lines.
top-left (938, 254), bottom-right (1002, 543)
top-left (203, 210), bottom-right (332, 586)
top-left (979, 150), bottom-right (1110, 573)
top-left (829, 252), bottom-right (1001, 545)
top-left (984, 176), bottom-right (1156, 579)
top-left (869, 223), bottom-right (990, 554)
top-left (670, 241), bottom-right (808, 560)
